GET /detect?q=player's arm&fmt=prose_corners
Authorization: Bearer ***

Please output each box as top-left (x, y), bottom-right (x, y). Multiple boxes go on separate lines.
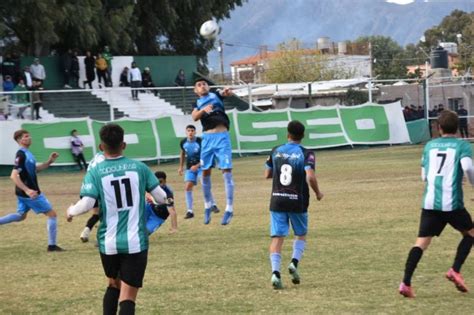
top-left (191, 105), bottom-right (213, 121)
top-left (150, 185), bottom-right (167, 205)
top-left (264, 152), bottom-right (273, 178)
top-left (219, 87), bottom-right (234, 97)
top-left (67, 196), bottom-right (97, 221)
top-left (37, 152), bottom-right (59, 172)
top-left (306, 168), bottom-right (324, 201)
top-left (178, 149), bottom-right (185, 175)
top-left (10, 169), bottom-right (38, 198)
top-left (421, 167), bottom-right (426, 181)
top-left (461, 157), bottom-right (474, 185)
top-left (264, 168), bottom-right (272, 179)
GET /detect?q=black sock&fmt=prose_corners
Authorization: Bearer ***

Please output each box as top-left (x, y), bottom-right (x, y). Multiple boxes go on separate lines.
top-left (272, 271), bottom-right (281, 278)
top-left (291, 258), bottom-right (299, 268)
top-left (452, 235), bottom-right (473, 273)
top-left (403, 246), bottom-right (423, 286)
top-left (103, 286), bottom-right (120, 315)
top-left (86, 214), bottom-right (100, 230)
top-left (119, 300), bottom-right (136, 315)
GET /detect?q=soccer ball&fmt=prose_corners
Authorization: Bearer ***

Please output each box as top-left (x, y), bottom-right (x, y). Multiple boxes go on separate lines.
top-left (200, 20), bottom-right (220, 40)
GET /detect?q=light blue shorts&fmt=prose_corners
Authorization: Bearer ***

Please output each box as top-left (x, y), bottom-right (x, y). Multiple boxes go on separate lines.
top-left (17, 194), bottom-right (53, 215)
top-left (200, 132), bottom-right (232, 170)
top-left (145, 204), bottom-right (166, 234)
top-left (185, 169), bottom-right (201, 185)
top-left (270, 211), bottom-right (308, 237)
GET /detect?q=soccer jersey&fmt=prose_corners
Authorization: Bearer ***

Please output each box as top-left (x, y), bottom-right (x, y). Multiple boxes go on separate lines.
top-left (13, 148), bottom-right (40, 197)
top-left (422, 137), bottom-right (472, 211)
top-left (87, 152), bottom-right (105, 170)
top-left (192, 92), bottom-right (230, 131)
top-left (265, 142), bottom-right (316, 213)
top-left (180, 137), bottom-right (202, 169)
top-left (80, 156), bottom-right (159, 254)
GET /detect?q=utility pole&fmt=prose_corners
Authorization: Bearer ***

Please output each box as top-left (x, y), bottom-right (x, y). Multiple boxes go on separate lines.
top-left (368, 41), bottom-right (373, 103)
top-left (218, 39), bottom-right (225, 82)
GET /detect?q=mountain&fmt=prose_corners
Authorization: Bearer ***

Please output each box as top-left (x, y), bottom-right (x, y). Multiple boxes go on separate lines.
top-left (208, 0), bottom-right (474, 72)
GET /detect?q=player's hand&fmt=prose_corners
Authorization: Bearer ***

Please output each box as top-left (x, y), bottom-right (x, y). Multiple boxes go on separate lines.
top-left (167, 197), bottom-right (174, 206)
top-left (316, 192), bottom-right (324, 201)
top-left (66, 204), bottom-right (74, 222)
top-left (221, 87), bottom-right (233, 97)
top-left (202, 104), bottom-right (213, 113)
top-left (190, 164), bottom-right (199, 172)
top-left (49, 152), bottom-right (59, 163)
top-left (145, 194), bottom-right (155, 205)
top-left (26, 189), bottom-right (38, 199)
top-left (178, 167), bottom-right (183, 176)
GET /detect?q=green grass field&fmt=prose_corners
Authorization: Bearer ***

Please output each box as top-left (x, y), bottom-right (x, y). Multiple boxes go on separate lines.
top-left (0, 145), bottom-right (473, 314)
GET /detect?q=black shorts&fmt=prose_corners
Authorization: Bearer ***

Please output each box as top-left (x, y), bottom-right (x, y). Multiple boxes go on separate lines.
top-left (418, 209), bottom-right (473, 237)
top-left (152, 204), bottom-right (170, 220)
top-left (100, 250), bottom-right (148, 288)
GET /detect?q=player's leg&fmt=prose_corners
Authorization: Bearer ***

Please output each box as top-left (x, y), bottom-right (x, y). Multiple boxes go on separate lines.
top-left (0, 197), bottom-right (29, 224)
top-left (184, 177), bottom-right (195, 218)
top-left (101, 253), bottom-right (121, 315)
top-left (168, 205), bottom-right (178, 233)
top-left (215, 133), bottom-right (234, 225)
top-left (81, 205), bottom-right (99, 242)
top-left (118, 250), bottom-right (148, 314)
top-left (269, 211), bottom-right (289, 289)
top-left (30, 194), bottom-right (63, 251)
top-left (145, 204), bottom-right (167, 234)
top-left (201, 169), bottom-right (214, 224)
top-left (288, 212), bottom-right (308, 285)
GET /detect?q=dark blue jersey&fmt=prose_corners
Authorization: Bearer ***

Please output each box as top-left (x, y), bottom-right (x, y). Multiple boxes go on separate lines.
top-left (180, 137), bottom-right (202, 169)
top-left (13, 148), bottom-right (40, 197)
top-left (160, 184), bottom-right (174, 206)
top-left (265, 142), bottom-right (316, 213)
top-left (192, 92), bottom-right (230, 131)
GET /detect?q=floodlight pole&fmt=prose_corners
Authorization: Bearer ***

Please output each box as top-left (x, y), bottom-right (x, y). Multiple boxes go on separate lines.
top-left (219, 39), bottom-right (225, 82)
top-left (368, 42), bottom-right (373, 103)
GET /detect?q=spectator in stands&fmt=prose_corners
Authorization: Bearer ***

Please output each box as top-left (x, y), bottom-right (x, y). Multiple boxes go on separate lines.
top-left (417, 106), bottom-right (425, 120)
top-left (103, 45), bottom-right (113, 86)
top-left (142, 67), bottom-right (157, 96)
top-left (31, 80), bottom-right (44, 120)
top-left (174, 69), bottom-right (186, 86)
top-left (438, 103), bottom-right (445, 113)
top-left (1, 53), bottom-right (17, 82)
top-left (457, 104), bottom-right (469, 138)
top-left (13, 79), bottom-right (29, 119)
top-left (95, 53), bottom-right (108, 88)
top-left (30, 58), bottom-right (46, 85)
top-left (119, 67), bottom-right (130, 87)
top-left (83, 51), bottom-right (96, 89)
top-left (129, 62), bottom-right (142, 101)
top-left (403, 106), bottom-right (414, 121)
top-left (70, 129), bottom-right (87, 170)
top-left (62, 49), bottom-right (73, 88)
top-left (3, 75), bottom-right (15, 92)
top-left (22, 66), bottom-right (33, 90)
top-left (71, 50), bottom-right (80, 88)
top-left (428, 105), bottom-right (439, 138)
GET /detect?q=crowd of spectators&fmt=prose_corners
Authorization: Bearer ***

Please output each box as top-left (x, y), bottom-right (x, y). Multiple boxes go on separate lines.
top-left (403, 104), bottom-right (425, 121)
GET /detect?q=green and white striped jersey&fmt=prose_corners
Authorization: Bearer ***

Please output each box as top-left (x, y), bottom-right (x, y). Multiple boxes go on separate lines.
top-left (80, 156), bottom-right (159, 254)
top-left (422, 137), bottom-right (472, 211)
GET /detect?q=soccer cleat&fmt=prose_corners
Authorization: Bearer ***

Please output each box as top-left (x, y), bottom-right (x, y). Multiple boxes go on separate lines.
top-left (204, 207), bottom-right (212, 224)
top-left (221, 211), bottom-right (233, 225)
top-left (271, 274), bottom-right (283, 290)
top-left (446, 268), bottom-right (469, 293)
top-left (47, 245), bottom-right (65, 252)
top-left (398, 282), bottom-right (415, 298)
top-left (184, 211), bottom-right (194, 219)
top-left (80, 227), bottom-right (91, 243)
top-left (288, 262), bottom-right (300, 284)
top-left (211, 205), bottom-right (220, 213)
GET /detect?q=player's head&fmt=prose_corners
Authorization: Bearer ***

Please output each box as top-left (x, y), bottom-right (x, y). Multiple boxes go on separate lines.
top-left (71, 129), bottom-right (78, 136)
top-left (99, 124), bottom-right (126, 155)
top-left (186, 124), bottom-right (196, 138)
top-left (13, 129), bottom-right (31, 147)
top-left (155, 171), bottom-right (167, 184)
top-left (438, 110), bottom-right (458, 135)
top-left (287, 120), bottom-right (305, 142)
top-left (194, 78), bottom-right (209, 96)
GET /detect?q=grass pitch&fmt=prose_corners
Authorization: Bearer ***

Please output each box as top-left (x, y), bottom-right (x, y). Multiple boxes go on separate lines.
top-left (0, 145), bottom-right (473, 314)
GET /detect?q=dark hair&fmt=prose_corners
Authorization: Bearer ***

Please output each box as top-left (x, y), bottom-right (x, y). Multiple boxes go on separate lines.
top-left (438, 110), bottom-right (458, 134)
top-left (99, 124), bottom-right (124, 153)
top-left (186, 124), bottom-right (196, 130)
top-left (71, 129), bottom-right (77, 135)
top-left (194, 78), bottom-right (208, 85)
top-left (13, 129), bottom-right (29, 142)
top-left (287, 120), bottom-right (305, 141)
top-left (155, 171), bottom-right (166, 180)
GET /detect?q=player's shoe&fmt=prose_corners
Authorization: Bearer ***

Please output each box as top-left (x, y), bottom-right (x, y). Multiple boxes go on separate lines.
top-left (271, 274), bottom-right (283, 290)
top-left (47, 245), bottom-right (65, 252)
top-left (211, 205), bottom-right (220, 213)
top-left (288, 262), bottom-right (300, 285)
top-left (398, 282), bottom-right (415, 298)
top-left (80, 227), bottom-right (91, 243)
top-left (446, 268), bottom-right (469, 293)
top-left (184, 211), bottom-right (194, 219)
top-left (221, 211), bottom-right (233, 225)
top-left (204, 207), bottom-right (212, 224)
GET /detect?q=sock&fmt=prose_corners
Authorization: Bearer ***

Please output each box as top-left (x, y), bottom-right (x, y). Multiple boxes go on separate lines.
top-left (272, 270), bottom-right (281, 278)
top-left (292, 239), bottom-right (306, 263)
top-left (403, 246), bottom-right (423, 286)
top-left (223, 172), bottom-right (234, 212)
top-left (452, 235), bottom-right (473, 273)
top-left (270, 253), bottom-right (281, 274)
top-left (201, 175), bottom-right (213, 209)
top-left (0, 213), bottom-right (23, 225)
top-left (103, 286), bottom-right (120, 315)
top-left (185, 190), bottom-right (193, 211)
top-left (291, 258), bottom-right (299, 268)
top-left (86, 214), bottom-right (100, 230)
top-left (47, 217), bottom-right (57, 246)
top-left (119, 300), bottom-right (136, 315)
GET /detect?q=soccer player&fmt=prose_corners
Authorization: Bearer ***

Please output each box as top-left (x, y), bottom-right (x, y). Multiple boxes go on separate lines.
top-left (399, 110), bottom-right (474, 298)
top-left (66, 124), bottom-right (167, 315)
top-left (153, 171), bottom-right (178, 233)
top-left (178, 124), bottom-right (219, 219)
top-left (0, 129), bottom-right (63, 252)
top-left (264, 121), bottom-right (324, 289)
top-left (191, 79), bottom-right (234, 225)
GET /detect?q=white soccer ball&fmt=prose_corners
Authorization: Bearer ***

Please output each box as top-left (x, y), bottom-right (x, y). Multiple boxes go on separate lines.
top-left (200, 20), bottom-right (220, 40)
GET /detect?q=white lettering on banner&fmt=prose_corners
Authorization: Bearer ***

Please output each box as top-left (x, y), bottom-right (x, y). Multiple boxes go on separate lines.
top-left (306, 118), bottom-right (341, 125)
top-left (252, 121), bottom-right (288, 128)
top-left (124, 134), bottom-right (139, 144)
top-left (355, 119), bottom-right (376, 130)
top-left (43, 134), bottom-right (139, 150)
top-left (309, 133), bottom-right (345, 139)
top-left (239, 135), bottom-right (277, 142)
